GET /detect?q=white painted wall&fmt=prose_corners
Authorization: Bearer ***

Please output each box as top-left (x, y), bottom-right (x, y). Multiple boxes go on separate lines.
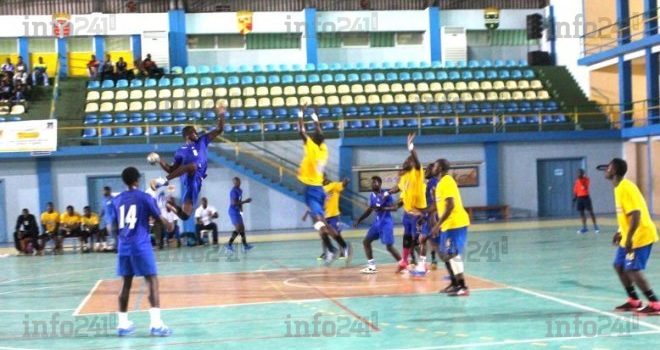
top-left (0, 160), bottom-right (39, 241)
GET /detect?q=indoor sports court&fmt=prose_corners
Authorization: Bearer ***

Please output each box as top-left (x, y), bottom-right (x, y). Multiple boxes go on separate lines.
top-left (1, 0), bottom-right (659, 349)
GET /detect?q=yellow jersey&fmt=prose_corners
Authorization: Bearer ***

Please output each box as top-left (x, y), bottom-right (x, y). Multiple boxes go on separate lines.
top-left (615, 179), bottom-right (658, 249)
top-left (298, 137), bottom-right (328, 186)
top-left (81, 213), bottom-right (100, 228)
top-left (324, 181), bottom-right (344, 218)
top-left (60, 212), bottom-right (81, 227)
top-left (398, 167), bottom-right (427, 212)
top-left (41, 211), bottom-right (59, 232)
top-left (435, 174), bottom-right (470, 231)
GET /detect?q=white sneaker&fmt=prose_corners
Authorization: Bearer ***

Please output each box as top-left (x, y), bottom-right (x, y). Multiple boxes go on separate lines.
top-left (150, 176), bottom-right (169, 190)
top-left (360, 265), bottom-right (378, 274)
top-left (324, 251), bottom-right (335, 265)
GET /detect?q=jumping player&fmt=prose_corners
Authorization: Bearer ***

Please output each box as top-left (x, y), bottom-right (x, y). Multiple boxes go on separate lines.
top-left (150, 105), bottom-right (226, 220)
top-left (306, 174), bottom-right (350, 260)
top-left (225, 177), bottom-right (254, 253)
top-left (384, 133), bottom-right (426, 272)
top-left (603, 158), bottom-right (659, 315)
top-left (354, 176), bottom-right (403, 274)
top-left (297, 103), bottom-right (351, 263)
top-left (431, 159), bottom-right (471, 297)
top-left (411, 162), bottom-right (441, 276)
top-left (113, 167), bottom-right (174, 336)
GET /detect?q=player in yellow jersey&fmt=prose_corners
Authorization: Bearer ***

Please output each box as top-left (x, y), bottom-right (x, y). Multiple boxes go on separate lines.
top-left (431, 159), bottom-right (471, 297)
top-left (384, 133), bottom-right (426, 272)
top-left (602, 158), bottom-right (659, 315)
top-left (38, 202), bottom-right (59, 255)
top-left (297, 103), bottom-right (352, 264)
top-left (81, 206), bottom-right (101, 253)
top-left (59, 206), bottom-right (82, 254)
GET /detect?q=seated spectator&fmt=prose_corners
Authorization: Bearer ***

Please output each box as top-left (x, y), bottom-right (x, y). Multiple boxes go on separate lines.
top-left (80, 206), bottom-right (100, 253)
top-left (116, 57), bottom-right (128, 79)
top-left (100, 54), bottom-right (114, 81)
top-left (1, 58), bottom-right (14, 75)
top-left (0, 80), bottom-right (11, 100)
top-left (164, 197), bottom-right (181, 248)
top-left (38, 202), bottom-right (59, 255)
top-left (58, 205), bottom-right (81, 254)
top-left (13, 70), bottom-right (28, 85)
top-left (32, 57), bottom-right (49, 86)
top-left (195, 197), bottom-right (219, 245)
top-left (13, 81), bottom-right (25, 101)
top-left (15, 56), bottom-right (27, 74)
top-left (87, 54), bottom-right (100, 79)
top-left (142, 53), bottom-right (164, 78)
top-left (14, 208), bottom-right (39, 255)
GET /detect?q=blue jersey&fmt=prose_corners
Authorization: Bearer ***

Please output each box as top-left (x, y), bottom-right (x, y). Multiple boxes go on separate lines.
top-left (112, 189), bottom-right (161, 256)
top-left (370, 190), bottom-right (394, 222)
top-left (229, 187), bottom-right (242, 212)
top-left (174, 134), bottom-right (211, 181)
top-left (426, 177), bottom-right (439, 208)
top-left (103, 195), bottom-right (115, 223)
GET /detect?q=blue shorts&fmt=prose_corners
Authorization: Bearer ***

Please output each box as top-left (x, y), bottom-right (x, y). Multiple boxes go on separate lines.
top-left (117, 250), bottom-right (158, 277)
top-left (403, 213), bottom-right (420, 235)
top-left (434, 226), bottom-right (468, 255)
top-left (327, 216), bottom-right (342, 234)
top-left (420, 213), bottom-right (436, 236)
top-left (181, 175), bottom-right (203, 206)
top-left (228, 209), bottom-right (243, 226)
top-left (304, 186), bottom-right (326, 217)
top-left (365, 219), bottom-right (395, 246)
top-left (613, 244), bottom-right (653, 271)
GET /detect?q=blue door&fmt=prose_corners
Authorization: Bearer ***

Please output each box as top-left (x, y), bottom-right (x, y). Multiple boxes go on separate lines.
top-left (537, 158), bottom-right (584, 217)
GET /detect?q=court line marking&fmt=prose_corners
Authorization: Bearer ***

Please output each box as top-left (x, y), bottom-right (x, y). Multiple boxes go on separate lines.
top-left (511, 286), bottom-right (660, 332)
top-left (0, 346), bottom-right (46, 350)
top-left (381, 330), bottom-right (660, 350)
top-left (0, 308), bottom-right (76, 313)
top-left (0, 283), bottom-right (85, 296)
top-left (72, 280), bottom-right (102, 316)
top-left (0, 267), bottom-right (110, 285)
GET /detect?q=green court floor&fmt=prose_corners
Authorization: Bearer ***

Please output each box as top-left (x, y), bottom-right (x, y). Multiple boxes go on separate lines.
top-left (1, 219), bottom-right (659, 350)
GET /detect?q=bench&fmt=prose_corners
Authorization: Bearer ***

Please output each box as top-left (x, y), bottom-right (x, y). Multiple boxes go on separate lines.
top-left (465, 205), bottom-right (509, 220)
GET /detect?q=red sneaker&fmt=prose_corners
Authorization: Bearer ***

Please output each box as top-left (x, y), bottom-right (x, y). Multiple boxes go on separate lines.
top-left (635, 302), bottom-right (660, 316)
top-left (448, 287), bottom-right (470, 297)
top-left (396, 260), bottom-right (408, 274)
top-left (614, 299), bottom-right (642, 312)
top-left (439, 284), bottom-right (458, 294)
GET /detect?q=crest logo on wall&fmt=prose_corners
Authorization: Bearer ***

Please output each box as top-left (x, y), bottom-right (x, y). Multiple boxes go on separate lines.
top-left (52, 12), bottom-right (71, 38)
top-left (237, 10), bottom-right (253, 35)
top-left (484, 7), bottom-right (500, 30)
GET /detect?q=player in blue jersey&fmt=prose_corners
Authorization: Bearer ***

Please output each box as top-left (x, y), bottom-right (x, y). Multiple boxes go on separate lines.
top-left (150, 105), bottom-right (226, 221)
top-left (411, 163), bottom-right (440, 276)
top-left (113, 167), bottom-right (174, 337)
top-left (100, 186), bottom-right (117, 252)
top-left (224, 177), bottom-right (254, 252)
top-left (354, 176), bottom-right (404, 274)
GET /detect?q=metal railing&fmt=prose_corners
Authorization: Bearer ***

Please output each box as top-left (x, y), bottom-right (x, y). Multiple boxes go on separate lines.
top-left (581, 9), bottom-right (660, 57)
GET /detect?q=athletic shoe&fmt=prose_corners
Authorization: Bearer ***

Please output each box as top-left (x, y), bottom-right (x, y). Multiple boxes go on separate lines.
top-left (430, 261), bottom-right (438, 270)
top-left (344, 243), bottom-right (353, 267)
top-left (317, 252), bottom-right (326, 261)
top-left (150, 325), bottom-right (173, 337)
top-left (117, 322), bottom-right (135, 337)
top-left (360, 265), bottom-right (378, 274)
top-left (339, 251), bottom-right (346, 259)
top-left (410, 269), bottom-right (427, 277)
top-left (224, 244), bottom-right (235, 253)
top-left (324, 251), bottom-right (336, 265)
top-left (242, 244), bottom-right (254, 252)
top-left (439, 284), bottom-right (458, 294)
top-left (634, 304), bottom-right (660, 316)
top-left (577, 228), bottom-right (588, 235)
top-left (594, 226), bottom-right (600, 234)
top-left (447, 287), bottom-right (470, 297)
top-left (150, 176), bottom-right (169, 190)
top-left (396, 260), bottom-right (408, 274)
top-left (614, 299), bottom-right (642, 312)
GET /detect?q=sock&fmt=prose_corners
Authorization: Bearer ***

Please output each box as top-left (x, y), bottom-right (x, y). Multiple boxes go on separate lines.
top-left (118, 312), bottom-right (130, 328)
top-left (228, 231), bottom-right (238, 245)
top-left (321, 235), bottom-right (336, 253)
top-left (334, 235), bottom-right (348, 249)
top-left (445, 261), bottom-right (457, 285)
top-left (402, 248), bottom-right (411, 263)
top-left (149, 308), bottom-right (163, 329)
top-left (431, 251), bottom-right (436, 261)
top-left (175, 207), bottom-right (190, 221)
top-left (239, 231), bottom-right (248, 246)
top-left (644, 289), bottom-right (658, 302)
top-left (416, 256), bottom-right (426, 271)
top-left (367, 259), bottom-right (375, 267)
top-left (626, 286), bottom-right (640, 300)
top-left (458, 277), bottom-right (466, 288)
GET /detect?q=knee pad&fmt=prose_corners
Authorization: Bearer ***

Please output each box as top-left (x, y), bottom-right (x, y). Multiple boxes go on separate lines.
top-left (403, 233), bottom-right (414, 249)
top-left (449, 255), bottom-right (464, 274)
top-left (313, 221), bottom-right (326, 231)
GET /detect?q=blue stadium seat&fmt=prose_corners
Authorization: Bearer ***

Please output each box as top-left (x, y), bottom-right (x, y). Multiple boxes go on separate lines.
top-left (101, 80), bottom-right (114, 88)
top-left (321, 121), bottom-right (335, 130)
top-left (143, 113), bottom-right (157, 123)
top-left (260, 109), bottom-right (273, 119)
top-left (278, 122), bottom-right (291, 131)
top-left (554, 114), bottom-right (568, 123)
top-left (461, 71), bottom-right (473, 80)
top-left (413, 104), bottom-right (425, 115)
top-left (511, 70), bottom-right (522, 79)
top-left (268, 75), bottom-right (281, 84)
top-left (519, 60), bottom-right (528, 66)
top-left (329, 62), bottom-right (342, 71)
top-left (241, 75), bottom-right (254, 85)
top-left (129, 113), bottom-right (142, 123)
top-left (308, 74), bottom-right (320, 83)
top-left (239, 65), bottom-right (250, 73)
top-left (170, 66), bottom-right (183, 74)
top-left (334, 74), bottom-right (346, 83)
top-left (255, 75), bottom-right (267, 85)
top-left (546, 101), bottom-right (558, 112)
top-left (214, 76), bottom-right (226, 85)
top-left (247, 109), bottom-right (259, 119)
top-left (386, 72), bottom-right (398, 82)
top-left (114, 127), bottom-right (128, 137)
top-left (159, 113), bottom-right (172, 122)
top-left (279, 64), bottom-right (289, 72)
top-left (421, 118), bottom-right (433, 127)
top-left (223, 124), bottom-right (233, 133)
top-left (498, 70), bottom-right (510, 79)
top-left (434, 117), bottom-right (447, 127)
top-left (252, 64), bottom-right (262, 73)
top-left (211, 65), bottom-right (223, 74)
top-left (486, 70), bottom-right (498, 79)
top-left (494, 102), bottom-right (506, 113)
top-left (427, 104), bottom-right (439, 115)
top-left (542, 115), bottom-right (554, 124)
top-left (386, 106), bottom-right (399, 115)
top-left (198, 65), bottom-right (210, 74)
top-left (444, 61), bottom-right (455, 68)
top-left (200, 77), bottom-right (212, 86)
top-left (474, 70), bottom-right (485, 80)
top-left (424, 71), bottom-right (435, 80)
top-left (295, 74), bottom-right (306, 84)
top-left (317, 63), bottom-right (329, 71)
top-left (456, 60), bottom-right (467, 68)
top-left (460, 117), bottom-right (474, 126)
top-left (100, 128), bottom-right (112, 137)
top-left (431, 61), bottom-right (442, 68)
top-left (506, 102), bottom-right (518, 113)
top-left (87, 80), bottom-right (100, 89)
top-left (494, 60), bottom-right (505, 68)
top-left (420, 61), bottom-right (431, 69)
top-left (392, 119), bottom-right (406, 128)
top-left (343, 62), bottom-right (354, 70)
top-left (130, 79), bottom-right (143, 88)
top-left (248, 123), bottom-right (261, 133)
top-left (275, 108), bottom-right (288, 119)
top-left (481, 60), bottom-right (492, 68)
top-left (129, 127), bottom-right (143, 136)
top-left (188, 111), bottom-right (201, 121)
top-left (345, 106), bottom-right (358, 117)
top-left (305, 63), bottom-right (315, 71)
top-left (228, 76), bottom-right (240, 85)
top-left (114, 113), bottom-right (128, 123)
top-left (448, 71), bottom-right (460, 80)
top-left (407, 61), bottom-right (419, 69)
top-left (364, 120), bottom-right (377, 128)
top-left (440, 103), bottom-right (452, 114)
top-left (202, 111), bottom-right (216, 120)
top-left (360, 73), bottom-right (372, 82)
top-left (520, 102), bottom-right (532, 112)
top-left (374, 73), bottom-right (385, 82)
top-left (171, 125), bottom-right (183, 134)
top-left (527, 116), bottom-right (539, 124)
top-left (317, 107), bottom-right (330, 118)
top-left (147, 126), bottom-right (158, 136)
top-left (506, 60), bottom-right (517, 67)
top-left (264, 122), bottom-right (277, 132)
top-left (399, 72), bottom-right (411, 81)
top-left (170, 77), bottom-right (183, 87)
top-left (358, 106), bottom-right (371, 116)
top-left (321, 74), bottom-right (333, 83)
top-left (7, 116), bottom-right (20, 122)
top-left (373, 105), bottom-right (385, 116)
top-left (174, 112), bottom-right (187, 122)
top-left (468, 60), bottom-right (480, 68)
top-left (291, 64), bottom-right (302, 72)
top-left (533, 101), bottom-right (545, 112)
top-left (446, 117), bottom-right (457, 126)
top-left (523, 69), bottom-right (535, 78)
top-left (144, 78), bottom-right (157, 88)
top-left (348, 73), bottom-right (360, 83)
top-left (468, 103), bottom-right (480, 114)
top-left (82, 128), bottom-right (97, 138)
top-left (84, 114), bottom-right (98, 124)
top-left (369, 62), bottom-right (380, 69)
top-left (330, 107), bottom-right (343, 117)
top-left (348, 120), bottom-right (363, 129)
top-left (436, 71), bottom-right (448, 80)
top-left (184, 66), bottom-right (196, 75)
top-left (265, 64), bottom-right (277, 72)
top-left (99, 114), bottom-right (113, 124)
top-left (474, 117), bottom-right (489, 125)
top-left (160, 126), bottom-right (173, 135)
top-left (454, 103), bottom-right (466, 114)
top-left (412, 72), bottom-right (424, 81)
top-left (356, 62), bottom-right (368, 70)
top-left (233, 110), bottom-right (245, 120)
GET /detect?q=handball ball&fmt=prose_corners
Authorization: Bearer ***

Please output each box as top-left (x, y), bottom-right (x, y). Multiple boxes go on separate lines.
top-left (147, 152), bottom-right (160, 165)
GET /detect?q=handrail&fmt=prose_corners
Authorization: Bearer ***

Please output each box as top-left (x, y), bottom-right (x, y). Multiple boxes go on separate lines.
top-left (48, 57), bottom-right (62, 119)
top-left (581, 8), bottom-right (660, 56)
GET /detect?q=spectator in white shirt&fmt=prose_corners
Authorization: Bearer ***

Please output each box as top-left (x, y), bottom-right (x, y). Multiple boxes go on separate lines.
top-left (195, 197), bottom-right (219, 245)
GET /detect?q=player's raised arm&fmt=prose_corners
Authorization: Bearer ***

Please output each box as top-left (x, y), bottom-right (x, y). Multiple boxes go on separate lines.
top-left (407, 133), bottom-right (421, 169)
top-left (207, 104), bottom-right (226, 141)
top-left (297, 103), bottom-right (309, 142)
